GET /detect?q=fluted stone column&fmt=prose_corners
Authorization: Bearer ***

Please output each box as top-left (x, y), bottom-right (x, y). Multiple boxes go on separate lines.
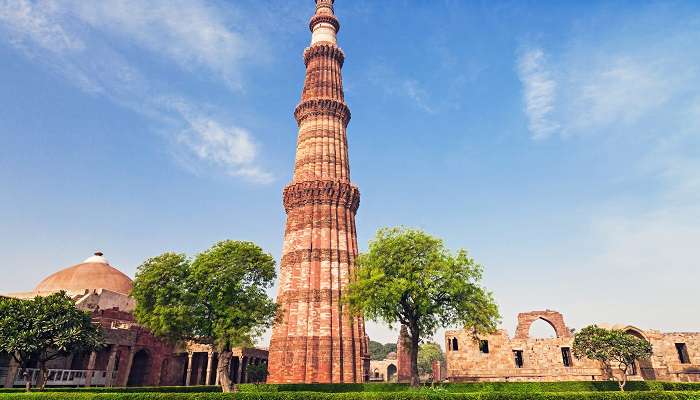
top-left (267, 0), bottom-right (369, 384)
top-left (104, 346), bottom-right (118, 387)
top-left (84, 351), bottom-right (97, 387)
top-left (185, 352), bottom-right (194, 386)
top-left (119, 347), bottom-right (136, 387)
top-left (205, 352), bottom-right (214, 385)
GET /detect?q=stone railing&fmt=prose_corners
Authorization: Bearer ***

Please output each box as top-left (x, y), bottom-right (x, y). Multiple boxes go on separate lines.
top-left (13, 368), bottom-right (113, 387)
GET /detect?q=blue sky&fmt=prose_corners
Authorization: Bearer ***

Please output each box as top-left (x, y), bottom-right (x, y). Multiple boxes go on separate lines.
top-left (1, 0), bottom-right (699, 346)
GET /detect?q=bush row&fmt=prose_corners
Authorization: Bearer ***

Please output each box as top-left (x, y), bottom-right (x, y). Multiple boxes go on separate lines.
top-left (0, 387), bottom-right (221, 394)
top-left (1, 382), bottom-right (699, 394)
top-left (237, 382), bottom-right (700, 393)
top-left (0, 390), bottom-right (699, 400)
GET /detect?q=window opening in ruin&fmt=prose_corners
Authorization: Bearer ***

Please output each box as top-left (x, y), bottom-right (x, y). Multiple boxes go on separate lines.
top-left (451, 337), bottom-right (459, 351)
top-left (676, 343), bottom-right (690, 364)
top-left (513, 350), bottom-right (524, 368)
top-left (628, 362), bottom-right (637, 375)
top-left (561, 347), bottom-right (572, 367)
top-left (479, 340), bottom-right (489, 354)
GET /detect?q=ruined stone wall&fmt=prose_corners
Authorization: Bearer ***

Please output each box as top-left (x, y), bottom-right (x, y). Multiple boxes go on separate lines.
top-left (634, 330), bottom-right (700, 382)
top-left (445, 329), bottom-right (603, 382)
top-left (446, 310), bottom-right (700, 383)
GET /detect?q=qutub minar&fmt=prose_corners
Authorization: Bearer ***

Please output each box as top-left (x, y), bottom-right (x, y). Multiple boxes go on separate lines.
top-left (267, 0), bottom-right (371, 384)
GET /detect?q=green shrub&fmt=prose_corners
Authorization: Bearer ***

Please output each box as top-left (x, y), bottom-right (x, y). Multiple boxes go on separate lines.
top-left (0, 386), bottom-right (221, 394)
top-left (0, 390), bottom-right (700, 399)
top-left (237, 382), bottom-right (700, 393)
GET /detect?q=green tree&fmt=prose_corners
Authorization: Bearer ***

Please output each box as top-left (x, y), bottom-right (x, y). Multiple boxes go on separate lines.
top-left (417, 342), bottom-right (444, 377)
top-left (346, 227), bottom-right (500, 387)
top-left (131, 240), bottom-right (278, 393)
top-left (572, 325), bottom-right (653, 391)
top-left (369, 341), bottom-right (397, 361)
top-left (0, 292), bottom-right (103, 391)
top-left (245, 362), bottom-right (268, 383)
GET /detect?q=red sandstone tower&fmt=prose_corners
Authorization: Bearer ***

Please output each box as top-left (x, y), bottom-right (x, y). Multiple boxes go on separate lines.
top-left (267, 0), bottom-right (369, 384)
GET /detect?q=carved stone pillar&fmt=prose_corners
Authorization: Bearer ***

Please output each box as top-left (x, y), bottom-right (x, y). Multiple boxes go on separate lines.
top-left (185, 352), bottom-right (194, 386)
top-left (84, 351), bottom-right (97, 387)
top-left (237, 357), bottom-right (246, 384)
top-left (119, 347), bottom-right (136, 387)
top-left (104, 346), bottom-right (118, 387)
top-left (205, 352), bottom-right (214, 385)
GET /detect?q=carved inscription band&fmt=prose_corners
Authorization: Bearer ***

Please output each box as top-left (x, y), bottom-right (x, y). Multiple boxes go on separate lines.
top-left (283, 180), bottom-right (360, 213)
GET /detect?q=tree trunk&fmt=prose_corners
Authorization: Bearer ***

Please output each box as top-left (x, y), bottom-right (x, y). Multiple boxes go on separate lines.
top-left (37, 361), bottom-right (48, 391)
top-left (22, 369), bottom-right (31, 392)
top-left (409, 323), bottom-right (420, 388)
top-left (617, 366), bottom-right (627, 392)
top-left (217, 350), bottom-right (236, 393)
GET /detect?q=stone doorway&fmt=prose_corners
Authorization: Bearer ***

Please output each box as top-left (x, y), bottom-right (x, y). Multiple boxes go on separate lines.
top-left (127, 350), bottom-right (151, 387)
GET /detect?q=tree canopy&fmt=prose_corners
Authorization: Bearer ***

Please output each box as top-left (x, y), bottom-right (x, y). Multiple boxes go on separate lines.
top-left (0, 292), bottom-right (103, 391)
top-left (417, 342), bottom-right (445, 377)
top-left (368, 341), bottom-right (397, 361)
top-left (572, 325), bottom-right (653, 391)
top-left (131, 240), bottom-right (278, 392)
top-left (346, 227), bottom-right (499, 386)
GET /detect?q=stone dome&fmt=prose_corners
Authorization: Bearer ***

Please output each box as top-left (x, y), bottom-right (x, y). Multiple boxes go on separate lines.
top-left (34, 252), bottom-right (133, 295)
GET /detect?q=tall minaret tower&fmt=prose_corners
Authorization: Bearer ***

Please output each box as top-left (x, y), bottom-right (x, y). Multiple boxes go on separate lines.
top-left (267, 0), bottom-right (369, 384)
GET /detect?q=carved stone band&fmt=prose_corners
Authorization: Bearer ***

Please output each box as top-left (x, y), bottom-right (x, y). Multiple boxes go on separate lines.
top-left (294, 98), bottom-right (351, 126)
top-left (309, 14), bottom-right (340, 34)
top-left (282, 249), bottom-right (353, 267)
top-left (283, 180), bottom-right (360, 213)
top-left (278, 288), bottom-right (342, 304)
top-left (304, 43), bottom-right (345, 67)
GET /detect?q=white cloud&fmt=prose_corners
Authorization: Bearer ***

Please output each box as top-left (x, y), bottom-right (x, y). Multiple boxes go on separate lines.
top-left (65, 0), bottom-right (250, 90)
top-left (402, 79), bottom-right (435, 114)
top-left (367, 62), bottom-right (436, 113)
top-left (169, 100), bottom-right (273, 184)
top-left (516, 48), bottom-right (559, 139)
top-left (0, 0), bottom-right (272, 183)
top-left (0, 0), bottom-right (83, 52)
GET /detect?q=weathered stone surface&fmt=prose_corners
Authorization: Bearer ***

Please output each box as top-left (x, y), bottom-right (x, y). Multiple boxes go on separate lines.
top-left (446, 310), bottom-right (700, 382)
top-left (267, 0), bottom-right (369, 384)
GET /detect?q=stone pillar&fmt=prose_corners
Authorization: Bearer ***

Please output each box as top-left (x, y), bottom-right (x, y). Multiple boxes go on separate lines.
top-left (205, 352), bottom-right (214, 386)
top-left (214, 354), bottom-right (220, 386)
top-left (237, 357), bottom-right (246, 384)
top-left (104, 346), bottom-right (118, 387)
top-left (185, 352), bottom-right (194, 386)
top-left (397, 325), bottom-right (412, 383)
top-left (3, 356), bottom-right (18, 388)
top-left (84, 351), bottom-right (97, 387)
top-left (119, 347), bottom-right (136, 387)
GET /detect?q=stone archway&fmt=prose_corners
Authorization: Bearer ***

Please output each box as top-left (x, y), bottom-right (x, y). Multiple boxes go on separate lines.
top-left (387, 364), bottom-right (397, 381)
top-left (625, 329), bottom-right (655, 380)
top-left (514, 310), bottom-right (571, 339)
top-left (127, 349), bottom-right (151, 387)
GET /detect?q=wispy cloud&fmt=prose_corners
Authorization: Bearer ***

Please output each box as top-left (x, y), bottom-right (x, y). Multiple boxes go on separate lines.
top-left (66, 0), bottom-right (250, 90)
top-left (168, 99), bottom-right (273, 184)
top-left (516, 48), bottom-right (559, 139)
top-left (367, 61), bottom-right (435, 113)
top-left (0, 0), bottom-right (272, 183)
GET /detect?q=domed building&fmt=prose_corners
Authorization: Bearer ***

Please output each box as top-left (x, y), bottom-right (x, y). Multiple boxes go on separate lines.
top-left (34, 252), bottom-right (133, 296)
top-left (1, 252), bottom-right (268, 389)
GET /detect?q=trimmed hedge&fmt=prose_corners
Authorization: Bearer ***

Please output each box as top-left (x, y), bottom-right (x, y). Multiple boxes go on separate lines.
top-left (0, 391), bottom-right (699, 399)
top-left (237, 382), bottom-right (700, 393)
top-left (1, 382), bottom-right (699, 395)
top-left (0, 387), bottom-right (221, 394)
